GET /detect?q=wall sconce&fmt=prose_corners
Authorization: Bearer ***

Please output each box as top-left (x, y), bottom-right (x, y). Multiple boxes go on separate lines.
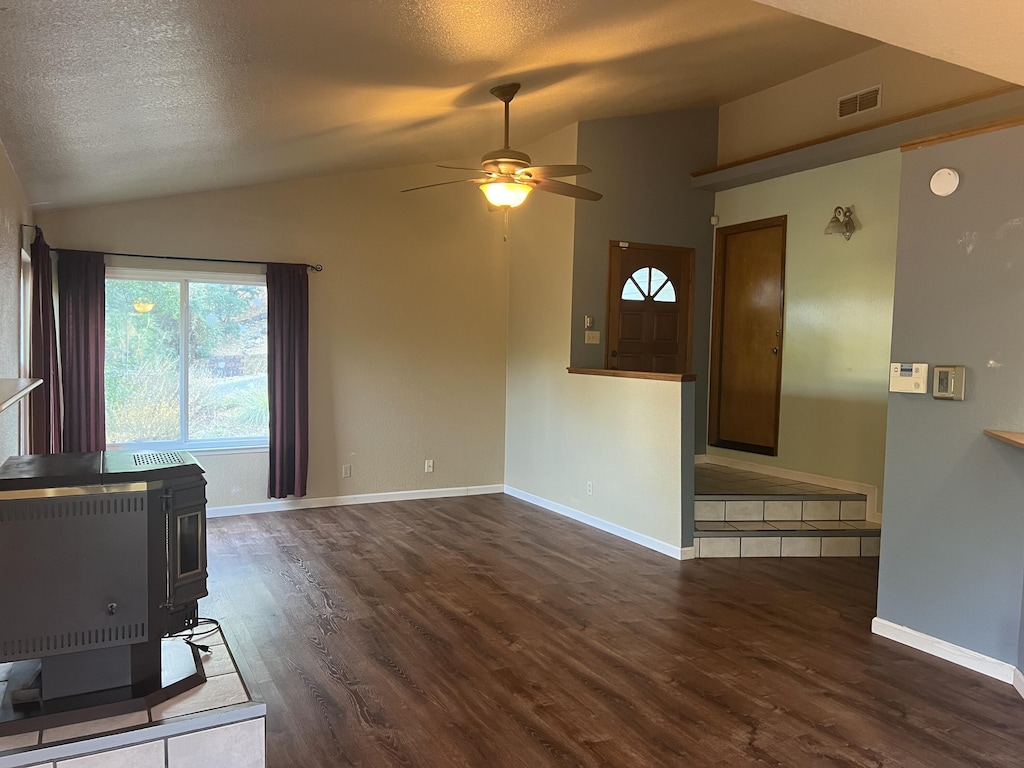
top-left (825, 206), bottom-right (856, 240)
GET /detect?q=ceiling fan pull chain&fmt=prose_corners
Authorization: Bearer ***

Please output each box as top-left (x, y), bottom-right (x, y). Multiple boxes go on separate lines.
top-left (503, 207), bottom-right (510, 241)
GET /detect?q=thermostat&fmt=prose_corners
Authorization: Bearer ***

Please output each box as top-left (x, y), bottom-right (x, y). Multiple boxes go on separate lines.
top-left (933, 365), bottom-right (966, 401)
top-left (889, 362), bottom-right (928, 394)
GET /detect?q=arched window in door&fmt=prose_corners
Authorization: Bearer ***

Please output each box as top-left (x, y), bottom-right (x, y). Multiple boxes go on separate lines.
top-left (606, 243), bottom-right (694, 374)
top-left (621, 267), bottom-right (677, 303)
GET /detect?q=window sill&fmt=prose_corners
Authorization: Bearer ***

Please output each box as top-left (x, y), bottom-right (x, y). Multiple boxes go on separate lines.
top-left (185, 445), bottom-right (269, 456)
top-left (567, 367), bottom-right (696, 382)
top-left (107, 444), bottom-right (269, 456)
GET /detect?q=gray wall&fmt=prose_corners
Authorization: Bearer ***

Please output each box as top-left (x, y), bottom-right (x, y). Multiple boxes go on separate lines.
top-left (570, 109), bottom-right (717, 451)
top-left (878, 124), bottom-right (1024, 666)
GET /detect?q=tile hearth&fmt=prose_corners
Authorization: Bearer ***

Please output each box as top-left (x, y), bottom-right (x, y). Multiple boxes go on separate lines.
top-left (0, 628), bottom-right (265, 768)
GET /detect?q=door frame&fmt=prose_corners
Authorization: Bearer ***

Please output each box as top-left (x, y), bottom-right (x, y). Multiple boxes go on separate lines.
top-left (604, 241), bottom-right (696, 373)
top-left (708, 216), bottom-right (787, 455)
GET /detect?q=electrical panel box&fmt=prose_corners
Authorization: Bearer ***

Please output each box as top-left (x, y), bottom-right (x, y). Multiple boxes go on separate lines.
top-left (933, 365), bottom-right (966, 401)
top-left (889, 362), bottom-right (928, 394)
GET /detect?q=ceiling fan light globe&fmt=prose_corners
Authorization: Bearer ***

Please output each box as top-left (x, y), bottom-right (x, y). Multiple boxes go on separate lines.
top-left (481, 182), bottom-right (531, 208)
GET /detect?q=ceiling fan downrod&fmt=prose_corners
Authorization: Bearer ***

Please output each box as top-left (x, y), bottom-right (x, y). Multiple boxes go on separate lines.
top-left (489, 83), bottom-right (520, 150)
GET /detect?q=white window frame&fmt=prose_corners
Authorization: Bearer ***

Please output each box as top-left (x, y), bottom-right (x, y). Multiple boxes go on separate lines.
top-left (105, 266), bottom-right (269, 452)
top-left (18, 232), bottom-right (34, 454)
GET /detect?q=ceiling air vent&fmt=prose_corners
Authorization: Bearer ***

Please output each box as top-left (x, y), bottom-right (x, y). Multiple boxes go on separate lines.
top-left (837, 85), bottom-right (881, 119)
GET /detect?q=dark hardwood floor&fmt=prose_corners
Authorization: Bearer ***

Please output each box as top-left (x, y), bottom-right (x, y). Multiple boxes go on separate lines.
top-left (205, 494), bottom-right (1024, 767)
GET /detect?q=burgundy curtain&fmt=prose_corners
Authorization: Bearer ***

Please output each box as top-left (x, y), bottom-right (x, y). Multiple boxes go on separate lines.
top-left (28, 228), bottom-right (62, 454)
top-left (57, 250), bottom-right (106, 452)
top-left (266, 262), bottom-right (309, 498)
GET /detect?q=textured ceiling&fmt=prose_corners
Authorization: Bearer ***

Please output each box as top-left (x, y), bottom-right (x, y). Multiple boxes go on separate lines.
top-left (0, 0), bottom-right (885, 209)
top-left (751, 0), bottom-right (1024, 88)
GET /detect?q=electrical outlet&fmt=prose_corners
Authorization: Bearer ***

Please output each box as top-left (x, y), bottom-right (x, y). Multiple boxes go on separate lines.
top-left (586, 480), bottom-right (593, 495)
top-left (424, 459), bottom-right (434, 473)
top-left (341, 464), bottom-right (352, 478)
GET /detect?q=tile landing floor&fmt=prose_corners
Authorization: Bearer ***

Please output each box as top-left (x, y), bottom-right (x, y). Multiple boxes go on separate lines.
top-left (694, 462), bottom-right (880, 558)
top-left (695, 462), bottom-right (866, 500)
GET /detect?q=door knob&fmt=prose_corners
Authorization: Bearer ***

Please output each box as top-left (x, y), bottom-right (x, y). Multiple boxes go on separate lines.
top-left (771, 347), bottom-right (779, 354)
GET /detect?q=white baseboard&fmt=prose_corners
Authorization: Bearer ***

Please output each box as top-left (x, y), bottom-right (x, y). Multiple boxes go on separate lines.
top-left (871, 617), bottom-right (1017, 684)
top-left (503, 486), bottom-right (684, 560)
top-left (1014, 668), bottom-right (1024, 701)
top-left (698, 454), bottom-right (880, 523)
top-left (207, 484), bottom-right (504, 518)
top-left (210, 484), bottom-right (688, 561)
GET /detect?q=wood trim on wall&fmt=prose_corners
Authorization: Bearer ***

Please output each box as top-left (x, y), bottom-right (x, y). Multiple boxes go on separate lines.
top-left (901, 114), bottom-right (1024, 152)
top-left (693, 85), bottom-right (1020, 178)
top-left (567, 367), bottom-right (695, 382)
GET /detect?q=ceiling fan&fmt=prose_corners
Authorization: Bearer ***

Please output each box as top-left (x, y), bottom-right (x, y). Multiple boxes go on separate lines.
top-left (402, 82), bottom-right (602, 210)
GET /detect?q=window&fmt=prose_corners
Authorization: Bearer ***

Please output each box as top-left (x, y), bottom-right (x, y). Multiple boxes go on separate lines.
top-left (104, 268), bottom-right (269, 449)
top-left (621, 267), bottom-right (677, 303)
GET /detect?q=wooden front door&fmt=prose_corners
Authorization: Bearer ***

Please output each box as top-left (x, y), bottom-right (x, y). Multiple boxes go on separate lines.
top-left (709, 217), bottom-right (786, 455)
top-left (606, 242), bottom-right (695, 374)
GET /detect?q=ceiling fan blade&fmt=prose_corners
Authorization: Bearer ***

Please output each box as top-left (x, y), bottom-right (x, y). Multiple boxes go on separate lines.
top-left (531, 177), bottom-right (602, 201)
top-left (519, 164), bottom-right (592, 179)
top-left (437, 164), bottom-right (487, 173)
top-left (401, 177), bottom-right (485, 193)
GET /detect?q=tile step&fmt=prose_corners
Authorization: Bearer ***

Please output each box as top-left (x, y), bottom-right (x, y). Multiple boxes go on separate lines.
top-left (695, 498), bottom-right (869, 524)
top-left (695, 522), bottom-right (879, 536)
top-left (695, 532), bottom-right (879, 558)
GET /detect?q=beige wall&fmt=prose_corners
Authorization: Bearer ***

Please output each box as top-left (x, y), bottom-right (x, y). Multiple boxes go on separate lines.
top-left (711, 150), bottom-right (901, 505)
top-left (505, 125), bottom-right (683, 549)
top-left (0, 141), bottom-right (31, 458)
top-left (37, 163), bottom-right (509, 506)
top-left (718, 45), bottom-right (1009, 165)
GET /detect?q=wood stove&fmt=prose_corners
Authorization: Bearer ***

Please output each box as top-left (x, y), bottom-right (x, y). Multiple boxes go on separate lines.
top-left (0, 449), bottom-right (208, 732)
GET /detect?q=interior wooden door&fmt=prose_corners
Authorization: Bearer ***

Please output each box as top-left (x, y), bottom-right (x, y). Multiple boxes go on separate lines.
top-left (606, 242), bottom-right (695, 374)
top-left (709, 217), bottom-right (786, 455)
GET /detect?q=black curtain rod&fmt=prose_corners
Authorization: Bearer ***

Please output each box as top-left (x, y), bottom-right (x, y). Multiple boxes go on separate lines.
top-left (101, 250), bottom-right (323, 272)
top-left (19, 225), bottom-right (323, 272)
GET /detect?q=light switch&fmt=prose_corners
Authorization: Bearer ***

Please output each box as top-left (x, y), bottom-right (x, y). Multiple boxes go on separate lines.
top-left (584, 331), bottom-right (600, 345)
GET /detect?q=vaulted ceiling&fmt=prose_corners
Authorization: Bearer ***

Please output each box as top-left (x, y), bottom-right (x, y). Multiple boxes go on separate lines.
top-left (0, 1), bottom-right (1014, 210)
top-left (751, 0), bottom-right (1024, 87)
